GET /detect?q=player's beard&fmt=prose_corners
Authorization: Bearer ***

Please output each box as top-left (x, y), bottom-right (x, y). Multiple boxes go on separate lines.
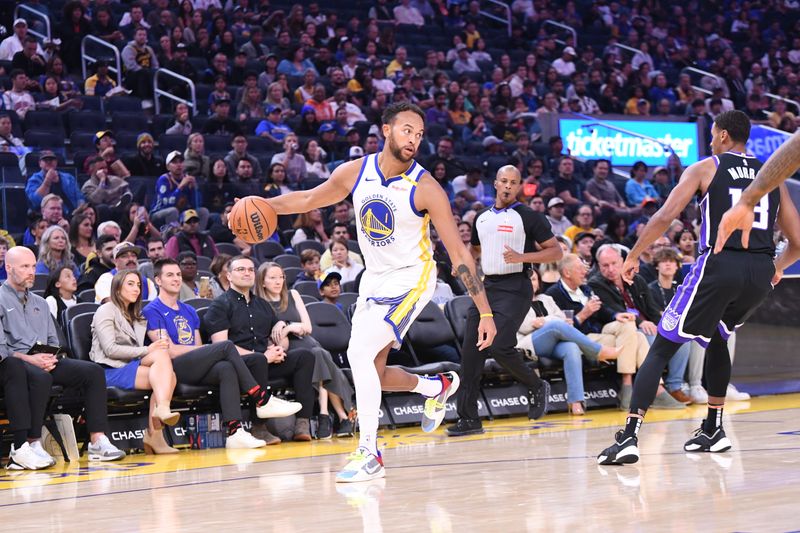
top-left (387, 134), bottom-right (415, 163)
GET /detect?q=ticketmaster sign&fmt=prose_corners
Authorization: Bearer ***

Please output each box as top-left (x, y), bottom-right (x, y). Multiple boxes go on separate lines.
top-left (559, 118), bottom-right (700, 166)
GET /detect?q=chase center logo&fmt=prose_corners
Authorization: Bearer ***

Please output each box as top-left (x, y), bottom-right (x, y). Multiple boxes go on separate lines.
top-left (359, 197), bottom-right (396, 246)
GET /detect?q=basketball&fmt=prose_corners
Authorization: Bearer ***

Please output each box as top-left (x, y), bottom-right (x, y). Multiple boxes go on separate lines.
top-left (229, 196), bottom-right (278, 244)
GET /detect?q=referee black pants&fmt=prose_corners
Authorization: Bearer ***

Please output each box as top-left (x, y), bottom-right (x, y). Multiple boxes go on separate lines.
top-left (457, 273), bottom-right (543, 421)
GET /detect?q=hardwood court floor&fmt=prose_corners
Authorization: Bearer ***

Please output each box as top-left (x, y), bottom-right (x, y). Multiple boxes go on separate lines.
top-left (2, 394), bottom-right (800, 532)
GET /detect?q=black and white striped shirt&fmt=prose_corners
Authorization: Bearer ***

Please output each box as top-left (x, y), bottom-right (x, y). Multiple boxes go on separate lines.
top-left (473, 202), bottom-right (554, 276)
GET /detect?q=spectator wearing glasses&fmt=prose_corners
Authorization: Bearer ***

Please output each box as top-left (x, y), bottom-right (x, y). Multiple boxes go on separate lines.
top-left (176, 251), bottom-right (213, 300)
top-left (203, 256), bottom-right (316, 442)
top-left (144, 258), bottom-right (301, 448)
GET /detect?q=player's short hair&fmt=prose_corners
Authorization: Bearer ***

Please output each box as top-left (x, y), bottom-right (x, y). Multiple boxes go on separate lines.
top-left (714, 110), bottom-right (751, 143)
top-left (382, 101), bottom-right (425, 125)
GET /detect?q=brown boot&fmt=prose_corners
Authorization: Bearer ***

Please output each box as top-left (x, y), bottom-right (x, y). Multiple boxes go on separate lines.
top-left (250, 421), bottom-right (281, 445)
top-left (293, 418), bottom-right (312, 442)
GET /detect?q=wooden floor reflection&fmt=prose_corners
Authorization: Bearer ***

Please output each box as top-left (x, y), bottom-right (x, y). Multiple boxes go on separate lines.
top-left (3, 394), bottom-right (800, 532)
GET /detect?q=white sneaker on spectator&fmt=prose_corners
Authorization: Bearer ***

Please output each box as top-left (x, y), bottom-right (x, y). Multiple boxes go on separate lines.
top-left (226, 428), bottom-right (267, 449)
top-left (6, 443), bottom-right (51, 470)
top-left (87, 435), bottom-right (126, 461)
top-left (256, 396), bottom-right (302, 419)
top-left (690, 385), bottom-right (709, 404)
top-left (30, 440), bottom-right (56, 467)
top-left (726, 384), bottom-right (750, 401)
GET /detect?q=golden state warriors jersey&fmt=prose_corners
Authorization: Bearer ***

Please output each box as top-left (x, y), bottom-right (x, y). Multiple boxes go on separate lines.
top-left (351, 154), bottom-right (434, 276)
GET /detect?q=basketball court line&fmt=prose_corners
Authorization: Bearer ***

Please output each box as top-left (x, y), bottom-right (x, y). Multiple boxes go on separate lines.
top-left (1, 393), bottom-right (798, 493)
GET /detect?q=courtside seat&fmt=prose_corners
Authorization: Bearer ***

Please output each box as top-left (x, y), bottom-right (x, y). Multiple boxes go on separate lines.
top-left (68, 313), bottom-right (150, 409)
top-left (393, 362), bottom-right (459, 375)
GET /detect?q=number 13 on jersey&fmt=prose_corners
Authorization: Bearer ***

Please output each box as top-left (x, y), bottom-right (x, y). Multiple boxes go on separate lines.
top-left (729, 187), bottom-right (770, 230)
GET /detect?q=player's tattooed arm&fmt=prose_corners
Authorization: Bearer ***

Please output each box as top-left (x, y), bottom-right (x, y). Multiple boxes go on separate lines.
top-left (742, 131), bottom-right (800, 206)
top-left (455, 263), bottom-right (484, 296)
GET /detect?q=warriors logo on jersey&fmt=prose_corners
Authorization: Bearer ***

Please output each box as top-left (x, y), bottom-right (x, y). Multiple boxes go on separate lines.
top-left (359, 196), bottom-right (396, 245)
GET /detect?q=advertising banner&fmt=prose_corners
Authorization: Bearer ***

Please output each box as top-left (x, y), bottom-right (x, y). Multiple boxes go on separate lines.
top-left (747, 125), bottom-right (790, 162)
top-left (559, 118), bottom-right (700, 166)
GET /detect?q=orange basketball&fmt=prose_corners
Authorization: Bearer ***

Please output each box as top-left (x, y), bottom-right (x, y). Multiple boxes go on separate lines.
top-left (229, 196), bottom-right (278, 244)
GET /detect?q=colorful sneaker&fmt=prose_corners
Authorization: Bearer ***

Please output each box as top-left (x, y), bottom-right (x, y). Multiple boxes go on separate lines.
top-left (684, 424), bottom-right (732, 453)
top-left (597, 430), bottom-right (640, 466)
top-left (421, 372), bottom-right (460, 433)
top-left (335, 447), bottom-right (385, 483)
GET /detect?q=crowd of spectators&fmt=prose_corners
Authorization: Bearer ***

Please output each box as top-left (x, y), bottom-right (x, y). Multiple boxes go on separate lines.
top-left (0, 0), bottom-right (792, 464)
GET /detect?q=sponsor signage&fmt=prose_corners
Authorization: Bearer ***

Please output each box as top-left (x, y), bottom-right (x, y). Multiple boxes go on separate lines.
top-left (482, 378), bottom-right (620, 417)
top-left (747, 125), bottom-right (790, 162)
top-left (559, 118), bottom-right (700, 166)
top-left (382, 390), bottom-right (488, 426)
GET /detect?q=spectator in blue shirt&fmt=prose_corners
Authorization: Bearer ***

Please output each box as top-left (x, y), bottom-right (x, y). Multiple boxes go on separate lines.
top-left (625, 161), bottom-right (660, 207)
top-left (255, 105), bottom-right (293, 144)
top-left (277, 45), bottom-right (318, 77)
top-left (648, 73), bottom-right (677, 108)
top-left (25, 150), bottom-right (84, 214)
top-left (150, 150), bottom-right (204, 230)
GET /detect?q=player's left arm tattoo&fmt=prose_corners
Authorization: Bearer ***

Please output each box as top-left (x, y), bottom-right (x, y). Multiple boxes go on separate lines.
top-left (455, 263), bottom-right (485, 296)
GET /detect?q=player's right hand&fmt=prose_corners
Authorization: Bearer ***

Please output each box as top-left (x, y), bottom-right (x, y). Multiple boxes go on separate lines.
top-left (476, 317), bottom-right (496, 351)
top-left (715, 202), bottom-right (755, 254)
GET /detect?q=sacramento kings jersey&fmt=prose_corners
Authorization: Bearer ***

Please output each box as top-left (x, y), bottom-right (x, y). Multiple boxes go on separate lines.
top-left (351, 154), bottom-right (433, 275)
top-left (701, 151), bottom-right (780, 254)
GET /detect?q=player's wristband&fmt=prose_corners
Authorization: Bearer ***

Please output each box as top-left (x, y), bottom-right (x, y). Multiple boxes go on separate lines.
top-left (480, 313), bottom-right (494, 318)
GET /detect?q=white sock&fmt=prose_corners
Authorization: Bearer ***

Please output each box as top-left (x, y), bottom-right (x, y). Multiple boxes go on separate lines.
top-left (411, 375), bottom-right (443, 397)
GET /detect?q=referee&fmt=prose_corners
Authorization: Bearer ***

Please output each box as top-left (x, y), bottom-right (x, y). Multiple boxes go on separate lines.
top-left (447, 165), bottom-right (563, 436)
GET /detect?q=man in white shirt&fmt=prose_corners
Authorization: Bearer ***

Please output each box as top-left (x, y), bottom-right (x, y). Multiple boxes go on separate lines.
top-left (545, 197), bottom-right (572, 236)
top-left (2, 70), bottom-right (36, 120)
top-left (452, 168), bottom-right (488, 205)
top-left (0, 19), bottom-right (43, 62)
top-left (330, 89), bottom-right (367, 126)
top-left (393, 0), bottom-right (424, 26)
top-left (552, 46), bottom-right (577, 78)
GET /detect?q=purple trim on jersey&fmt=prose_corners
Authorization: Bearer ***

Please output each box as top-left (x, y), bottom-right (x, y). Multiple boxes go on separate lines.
top-left (698, 196), bottom-right (709, 252)
top-left (657, 252), bottom-right (711, 345)
top-left (367, 291), bottom-right (412, 344)
top-left (712, 155), bottom-right (719, 168)
top-left (658, 322), bottom-right (709, 348)
top-left (349, 155), bottom-right (371, 196)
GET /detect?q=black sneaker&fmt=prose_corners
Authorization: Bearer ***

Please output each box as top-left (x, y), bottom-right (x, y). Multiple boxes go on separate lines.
top-left (684, 422), bottom-right (731, 453)
top-left (597, 430), bottom-right (640, 465)
top-left (445, 418), bottom-right (484, 437)
top-left (528, 380), bottom-right (551, 420)
top-left (317, 415), bottom-right (333, 440)
top-left (336, 418), bottom-right (354, 437)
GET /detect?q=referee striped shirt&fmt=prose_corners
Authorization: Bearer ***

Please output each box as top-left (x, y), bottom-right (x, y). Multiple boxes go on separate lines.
top-left (473, 202), bottom-right (554, 276)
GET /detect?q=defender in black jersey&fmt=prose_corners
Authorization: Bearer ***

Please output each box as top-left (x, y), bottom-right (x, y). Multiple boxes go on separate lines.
top-left (597, 110), bottom-right (800, 465)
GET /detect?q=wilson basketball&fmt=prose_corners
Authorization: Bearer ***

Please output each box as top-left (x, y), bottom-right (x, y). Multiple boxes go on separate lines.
top-left (229, 196), bottom-right (278, 244)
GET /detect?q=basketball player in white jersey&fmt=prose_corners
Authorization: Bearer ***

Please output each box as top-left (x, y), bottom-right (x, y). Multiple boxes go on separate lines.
top-left (250, 102), bottom-right (497, 482)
